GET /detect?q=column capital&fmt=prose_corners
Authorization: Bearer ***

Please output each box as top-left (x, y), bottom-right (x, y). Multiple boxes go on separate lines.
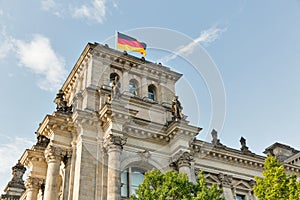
top-left (63, 148), bottom-right (73, 166)
top-left (104, 134), bottom-right (127, 151)
top-left (170, 151), bottom-right (193, 169)
top-left (218, 173), bottom-right (233, 187)
top-left (44, 145), bottom-right (66, 163)
top-left (25, 177), bottom-right (43, 190)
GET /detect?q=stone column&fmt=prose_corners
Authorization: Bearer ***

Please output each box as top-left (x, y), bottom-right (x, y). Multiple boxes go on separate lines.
top-left (218, 173), bottom-right (234, 199)
top-left (105, 134), bottom-right (127, 200)
top-left (25, 177), bottom-right (43, 200)
top-left (177, 152), bottom-right (193, 181)
top-left (44, 146), bottom-right (65, 200)
top-left (171, 151), bottom-right (193, 181)
top-left (62, 149), bottom-right (72, 200)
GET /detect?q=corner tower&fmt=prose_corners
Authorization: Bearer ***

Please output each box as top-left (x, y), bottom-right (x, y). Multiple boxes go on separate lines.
top-left (19, 43), bottom-right (201, 200)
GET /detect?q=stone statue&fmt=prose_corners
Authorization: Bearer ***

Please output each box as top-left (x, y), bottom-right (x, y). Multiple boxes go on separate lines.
top-left (111, 76), bottom-right (121, 98)
top-left (240, 136), bottom-right (252, 154)
top-left (8, 161), bottom-right (26, 188)
top-left (54, 89), bottom-right (72, 114)
top-left (172, 96), bottom-right (183, 120)
top-left (211, 129), bottom-right (224, 147)
top-left (36, 134), bottom-right (50, 148)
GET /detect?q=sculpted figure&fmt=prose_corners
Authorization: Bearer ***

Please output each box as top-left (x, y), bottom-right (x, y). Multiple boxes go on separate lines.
top-left (172, 96), bottom-right (183, 120)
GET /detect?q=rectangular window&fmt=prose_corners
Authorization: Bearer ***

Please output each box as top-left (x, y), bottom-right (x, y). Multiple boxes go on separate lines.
top-left (236, 194), bottom-right (245, 200)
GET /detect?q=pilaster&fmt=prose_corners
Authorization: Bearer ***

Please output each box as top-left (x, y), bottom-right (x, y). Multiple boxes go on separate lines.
top-left (62, 149), bottom-right (72, 200)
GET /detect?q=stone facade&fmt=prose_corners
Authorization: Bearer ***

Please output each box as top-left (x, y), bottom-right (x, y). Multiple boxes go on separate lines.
top-left (2, 43), bottom-right (300, 200)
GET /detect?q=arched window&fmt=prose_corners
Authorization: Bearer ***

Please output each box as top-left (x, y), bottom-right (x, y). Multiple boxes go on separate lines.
top-left (129, 79), bottom-right (138, 95)
top-left (121, 167), bottom-right (145, 197)
top-left (109, 73), bottom-right (119, 87)
top-left (148, 84), bottom-right (156, 100)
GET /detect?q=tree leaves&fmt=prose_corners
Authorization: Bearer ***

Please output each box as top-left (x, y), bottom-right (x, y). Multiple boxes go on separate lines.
top-left (254, 156), bottom-right (300, 200)
top-left (130, 170), bottom-right (224, 200)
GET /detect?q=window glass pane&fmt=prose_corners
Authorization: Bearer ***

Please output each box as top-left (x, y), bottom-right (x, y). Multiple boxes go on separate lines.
top-left (131, 172), bottom-right (144, 186)
top-left (121, 170), bottom-right (128, 197)
top-left (148, 85), bottom-right (156, 100)
top-left (129, 81), bottom-right (137, 94)
top-left (148, 91), bottom-right (154, 100)
top-left (236, 194), bottom-right (245, 200)
top-left (131, 186), bottom-right (139, 196)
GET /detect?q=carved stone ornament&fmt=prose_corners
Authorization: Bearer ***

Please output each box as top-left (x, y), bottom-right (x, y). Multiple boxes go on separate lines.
top-left (25, 177), bottom-right (43, 190)
top-left (171, 96), bottom-right (183, 120)
top-left (170, 151), bottom-right (193, 169)
top-left (45, 145), bottom-right (66, 163)
top-left (63, 148), bottom-right (73, 166)
top-left (138, 150), bottom-right (151, 162)
top-left (240, 136), bottom-right (253, 155)
top-left (6, 160), bottom-right (26, 189)
top-left (35, 134), bottom-right (50, 148)
top-left (105, 134), bottom-right (127, 150)
top-left (218, 173), bottom-right (233, 187)
top-left (211, 129), bottom-right (225, 147)
top-left (54, 89), bottom-right (73, 114)
top-left (248, 179), bottom-right (256, 187)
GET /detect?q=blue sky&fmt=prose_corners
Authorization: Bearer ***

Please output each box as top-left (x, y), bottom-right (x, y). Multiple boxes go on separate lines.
top-left (1, 0), bottom-right (300, 191)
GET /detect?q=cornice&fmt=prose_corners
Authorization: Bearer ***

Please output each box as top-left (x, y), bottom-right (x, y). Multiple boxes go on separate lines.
top-left (62, 43), bottom-right (95, 94)
top-left (191, 139), bottom-right (300, 174)
top-left (37, 112), bottom-right (74, 138)
top-left (191, 140), bottom-right (265, 170)
top-left (92, 44), bottom-right (182, 82)
top-left (20, 149), bottom-right (46, 167)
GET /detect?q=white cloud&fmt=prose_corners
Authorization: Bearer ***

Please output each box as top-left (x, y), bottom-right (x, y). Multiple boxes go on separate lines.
top-left (0, 135), bottom-right (34, 190)
top-left (13, 35), bottom-right (67, 91)
top-left (159, 26), bottom-right (227, 64)
top-left (0, 38), bottom-right (13, 59)
top-left (0, 26), bottom-right (14, 59)
top-left (72, 0), bottom-right (106, 23)
top-left (41, 0), bottom-right (56, 11)
top-left (0, 30), bottom-right (67, 91)
top-left (40, 0), bottom-right (115, 24)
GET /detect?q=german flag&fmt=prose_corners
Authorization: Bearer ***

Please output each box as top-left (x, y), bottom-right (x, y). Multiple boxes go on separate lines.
top-left (117, 32), bottom-right (147, 56)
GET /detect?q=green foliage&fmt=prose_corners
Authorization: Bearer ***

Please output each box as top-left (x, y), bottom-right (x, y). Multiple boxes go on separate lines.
top-left (130, 169), bottom-right (224, 200)
top-left (253, 156), bottom-right (300, 200)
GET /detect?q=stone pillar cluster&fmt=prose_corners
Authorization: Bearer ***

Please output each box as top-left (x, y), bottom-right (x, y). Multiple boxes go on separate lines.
top-left (105, 134), bottom-right (127, 200)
